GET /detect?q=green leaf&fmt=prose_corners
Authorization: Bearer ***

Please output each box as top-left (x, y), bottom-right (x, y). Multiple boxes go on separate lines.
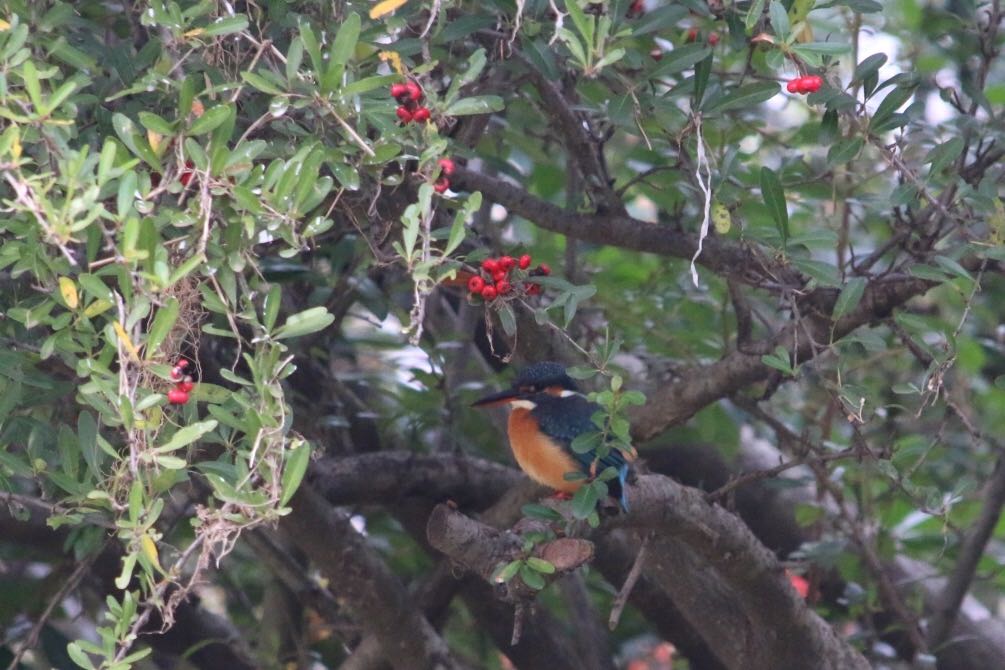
top-left (769, 1), bottom-right (790, 40)
top-left (635, 4), bottom-right (688, 35)
top-left (323, 12), bottom-right (360, 92)
top-left (497, 302), bottom-right (517, 337)
top-left (22, 60), bottom-right (42, 111)
top-left (705, 81), bottom-right (779, 113)
top-left (649, 44), bottom-right (711, 78)
top-left (78, 411), bottom-right (103, 480)
top-left (188, 104), bottom-right (233, 136)
top-left (240, 71), bottom-right (285, 95)
top-left (144, 297), bottom-right (179, 359)
top-left (153, 420), bottom-right (218, 453)
top-left (693, 55), bottom-right (713, 107)
top-left (444, 95), bottom-right (504, 116)
top-left (745, 0), bottom-right (766, 31)
top-left (522, 503), bottom-right (563, 521)
top-left (66, 642), bottom-right (96, 670)
top-left (571, 483), bottom-right (600, 519)
top-left (280, 441), bottom-right (312, 506)
top-left (526, 557), bottom-right (556, 574)
top-left (792, 42), bottom-right (850, 56)
top-left (827, 137), bottom-right (864, 165)
top-left (759, 167), bottom-right (789, 247)
top-left (871, 86), bottom-right (914, 130)
top-left (138, 111), bottom-right (174, 136)
top-left (494, 560), bottom-right (522, 583)
top-left (833, 277), bottom-right (867, 320)
top-left (564, 0), bottom-right (594, 50)
top-left (852, 53), bottom-right (887, 86)
top-left (274, 306), bottom-right (335, 339)
top-left (933, 255), bottom-right (973, 281)
top-left (519, 564), bottom-right (547, 590)
top-left (925, 137), bottom-right (964, 174)
top-left (790, 258), bottom-right (841, 286)
top-left (202, 15), bottom-right (249, 37)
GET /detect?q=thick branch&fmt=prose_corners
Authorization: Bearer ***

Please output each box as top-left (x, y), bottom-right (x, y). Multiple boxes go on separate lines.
top-left (614, 474), bottom-right (869, 670)
top-left (927, 453), bottom-right (1005, 649)
top-left (309, 451), bottom-right (520, 509)
top-left (281, 485), bottom-right (462, 670)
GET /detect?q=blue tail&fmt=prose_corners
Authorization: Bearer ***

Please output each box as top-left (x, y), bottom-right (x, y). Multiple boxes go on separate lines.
top-left (616, 464), bottom-right (630, 512)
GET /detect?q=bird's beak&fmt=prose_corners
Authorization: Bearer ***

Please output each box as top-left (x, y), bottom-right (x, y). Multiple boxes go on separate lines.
top-left (471, 388), bottom-right (520, 408)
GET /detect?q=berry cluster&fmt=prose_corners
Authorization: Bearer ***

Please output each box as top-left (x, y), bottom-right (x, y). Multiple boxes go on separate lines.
top-left (434, 158), bottom-right (454, 194)
top-left (467, 254), bottom-right (551, 301)
top-left (167, 359), bottom-right (195, 405)
top-left (786, 75), bottom-right (822, 94)
top-left (683, 28), bottom-right (718, 45)
top-left (391, 81), bottom-right (430, 124)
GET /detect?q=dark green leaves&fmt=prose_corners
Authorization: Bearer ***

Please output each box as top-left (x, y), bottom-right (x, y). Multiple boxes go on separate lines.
top-left (760, 167), bottom-right (789, 247)
top-left (705, 82), bottom-right (779, 114)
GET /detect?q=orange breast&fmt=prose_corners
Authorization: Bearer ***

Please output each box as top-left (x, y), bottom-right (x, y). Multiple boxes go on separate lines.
top-left (508, 408), bottom-right (583, 493)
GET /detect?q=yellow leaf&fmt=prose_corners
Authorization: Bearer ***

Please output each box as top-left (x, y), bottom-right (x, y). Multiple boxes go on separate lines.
top-left (83, 298), bottom-right (113, 318)
top-left (183, 27), bottom-right (205, 38)
top-left (140, 533), bottom-right (162, 571)
top-left (712, 201), bottom-right (732, 234)
top-left (147, 129), bottom-right (162, 153)
top-left (378, 50), bottom-right (404, 75)
top-left (113, 320), bottom-right (141, 360)
top-left (0, 19), bottom-right (10, 31)
top-left (10, 132), bottom-right (20, 160)
top-left (58, 276), bottom-right (78, 309)
top-left (369, 0), bottom-right (409, 20)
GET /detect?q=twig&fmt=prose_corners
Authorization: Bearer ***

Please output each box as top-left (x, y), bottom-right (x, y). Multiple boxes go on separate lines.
top-left (5, 541), bottom-right (109, 670)
top-left (608, 533), bottom-right (649, 630)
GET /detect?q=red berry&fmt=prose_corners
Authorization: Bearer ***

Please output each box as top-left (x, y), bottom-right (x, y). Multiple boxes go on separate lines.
top-left (170, 367), bottom-right (183, 381)
top-left (396, 106), bottom-right (413, 123)
top-left (626, 0), bottom-right (644, 17)
top-left (433, 177), bottom-right (450, 193)
top-left (438, 158), bottom-right (455, 176)
top-left (405, 81), bottom-right (423, 103)
top-left (518, 254), bottom-right (532, 270)
top-left (497, 280), bottom-right (512, 295)
top-left (481, 285), bottom-right (497, 300)
top-left (786, 79), bottom-right (800, 93)
top-left (650, 48), bottom-right (663, 61)
top-left (468, 275), bottom-right (485, 293)
top-left (707, 32), bottom-right (719, 46)
top-left (179, 161), bottom-right (195, 187)
top-left (538, 263), bottom-right (551, 276)
top-left (482, 258), bottom-right (499, 273)
top-left (176, 360), bottom-right (189, 369)
top-left (178, 379), bottom-right (195, 393)
top-left (493, 270), bottom-right (507, 283)
top-left (499, 256), bottom-right (515, 271)
top-left (802, 75), bottom-right (822, 93)
top-left (412, 107), bottom-right (431, 123)
top-left (390, 83), bottom-right (408, 100)
top-left (686, 28), bottom-right (698, 43)
top-left (167, 388), bottom-right (189, 405)
top-left (526, 283), bottom-right (541, 296)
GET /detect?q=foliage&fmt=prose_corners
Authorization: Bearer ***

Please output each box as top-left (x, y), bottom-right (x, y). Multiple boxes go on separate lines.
top-left (0, 0), bottom-right (1002, 668)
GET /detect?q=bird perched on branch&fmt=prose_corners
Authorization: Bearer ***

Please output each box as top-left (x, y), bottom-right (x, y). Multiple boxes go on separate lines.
top-left (472, 362), bottom-right (635, 510)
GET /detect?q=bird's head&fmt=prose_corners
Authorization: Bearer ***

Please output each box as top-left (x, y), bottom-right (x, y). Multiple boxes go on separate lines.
top-left (471, 362), bottom-right (579, 409)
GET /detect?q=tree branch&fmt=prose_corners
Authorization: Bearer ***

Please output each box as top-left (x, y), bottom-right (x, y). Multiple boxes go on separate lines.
top-left (281, 485), bottom-right (463, 670)
top-left (452, 166), bottom-right (796, 287)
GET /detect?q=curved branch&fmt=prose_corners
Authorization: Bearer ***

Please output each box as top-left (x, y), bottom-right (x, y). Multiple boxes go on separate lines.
top-left (309, 451), bottom-right (521, 509)
top-left (631, 274), bottom-right (933, 440)
top-left (281, 485), bottom-right (463, 670)
top-left (452, 166), bottom-right (796, 287)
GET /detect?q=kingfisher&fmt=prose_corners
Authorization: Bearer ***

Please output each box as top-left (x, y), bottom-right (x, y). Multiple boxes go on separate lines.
top-left (472, 362), bottom-right (635, 510)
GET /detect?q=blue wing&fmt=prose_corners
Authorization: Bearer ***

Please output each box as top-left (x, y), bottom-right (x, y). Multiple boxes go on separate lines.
top-left (531, 394), bottom-right (632, 510)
